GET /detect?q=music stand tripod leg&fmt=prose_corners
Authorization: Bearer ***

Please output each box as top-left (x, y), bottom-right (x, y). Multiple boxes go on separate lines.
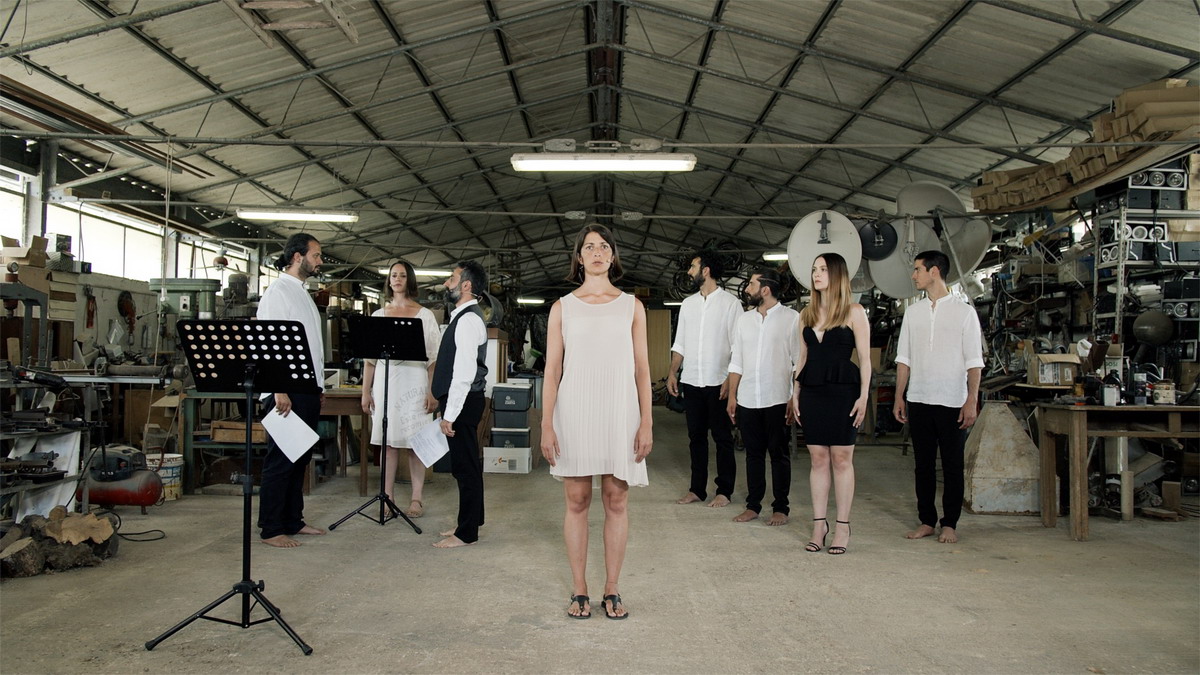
top-left (327, 355), bottom-right (422, 534)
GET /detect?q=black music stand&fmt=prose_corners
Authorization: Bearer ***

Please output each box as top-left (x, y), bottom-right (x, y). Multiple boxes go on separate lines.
top-left (329, 315), bottom-right (427, 533)
top-left (146, 319), bottom-right (320, 655)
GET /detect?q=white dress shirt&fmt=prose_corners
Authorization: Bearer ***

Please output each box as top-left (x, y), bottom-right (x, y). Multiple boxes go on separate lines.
top-left (256, 273), bottom-right (324, 397)
top-left (444, 299), bottom-right (488, 423)
top-left (670, 287), bottom-right (741, 387)
top-left (895, 294), bottom-right (985, 408)
top-left (728, 302), bottom-right (800, 409)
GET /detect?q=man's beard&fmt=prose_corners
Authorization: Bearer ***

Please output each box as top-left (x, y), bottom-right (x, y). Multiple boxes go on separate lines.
top-left (691, 271), bottom-right (704, 290)
top-left (443, 285), bottom-right (461, 306)
top-left (746, 290), bottom-right (764, 307)
top-left (298, 258), bottom-right (318, 280)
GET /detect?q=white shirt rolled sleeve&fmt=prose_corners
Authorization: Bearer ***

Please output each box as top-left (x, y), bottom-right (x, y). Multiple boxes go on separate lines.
top-left (671, 287), bottom-right (742, 387)
top-left (896, 295), bottom-right (984, 408)
top-left (443, 300), bottom-right (487, 423)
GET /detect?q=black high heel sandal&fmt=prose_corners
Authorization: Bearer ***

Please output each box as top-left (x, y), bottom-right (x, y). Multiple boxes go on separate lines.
top-left (805, 518), bottom-right (828, 552)
top-left (828, 520), bottom-right (850, 555)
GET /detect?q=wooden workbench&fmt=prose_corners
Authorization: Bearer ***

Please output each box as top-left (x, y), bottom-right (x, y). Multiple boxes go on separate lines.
top-left (1035, 403), bottom-right (1199, 541)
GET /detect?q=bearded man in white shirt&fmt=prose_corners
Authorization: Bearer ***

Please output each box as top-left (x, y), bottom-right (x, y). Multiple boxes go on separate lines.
top-left (726, 269), bottom-right (800, 525)
top-left (256, 233), bottom-right (327, 549)
top-left (893, 250), bottom-right (984, 544)
top-left (667, 250), bottom-right (742, 507)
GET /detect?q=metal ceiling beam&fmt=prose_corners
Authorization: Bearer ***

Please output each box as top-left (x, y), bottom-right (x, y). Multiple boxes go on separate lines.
top-left (369, 0), bottom-right (553, 273)
top-left (613, 86), bottom-right (967, 184)
top-left (0, 0), bottom-right (219, 58)
top-left (72, 0), bottom-right (399, 262)
top-left (57, 45), bottom-right (596, 191)
top-left (853, 0), bottom-right (1148, 197)
top-left (672, 0), bottom-right (842, 248)
top-left (979, 0), bottom-right (1200, 59)
top-left (740, 1), bottom-right (975, 237)
top-left (614, 44), bottom-right (1046, 166)
top-left (115, 0), bottom-right (590, 128)
top-left (616, 0), bottom-right (1091, 131)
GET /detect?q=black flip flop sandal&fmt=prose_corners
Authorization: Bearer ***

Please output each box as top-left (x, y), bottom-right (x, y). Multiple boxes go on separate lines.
top-left (566, 594), bottom-right (591, 619)
top-left (602, 594), bottom-right (628, 620)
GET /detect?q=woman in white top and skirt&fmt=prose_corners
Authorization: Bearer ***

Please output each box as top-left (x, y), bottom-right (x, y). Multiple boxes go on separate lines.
top-left (541, 224), bottom-right (653, 621)
top-left (360, 260), bottom-right (441, 518)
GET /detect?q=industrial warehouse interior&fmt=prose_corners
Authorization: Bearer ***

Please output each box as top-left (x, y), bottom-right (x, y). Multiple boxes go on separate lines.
top-left (1, 1), bottom-right (1198, 673)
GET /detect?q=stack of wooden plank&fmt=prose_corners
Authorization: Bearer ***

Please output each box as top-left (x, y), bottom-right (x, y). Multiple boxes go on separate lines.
top-left (972, 78), bottom-right (1198, 212)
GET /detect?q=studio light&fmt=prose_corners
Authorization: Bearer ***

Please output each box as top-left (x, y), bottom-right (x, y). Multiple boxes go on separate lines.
top-left (516, 297), bottom-right (545, 305)
top-left (236, 208), bottom-right (359, 223)
top-left (414, 269), bottom-right (452, 277)
top-left (663, 301), bottom-right (683, 306)
top-left (762, 252), bottom-right (789, 261)
top-left (510, 152), bottom-right (696, 172)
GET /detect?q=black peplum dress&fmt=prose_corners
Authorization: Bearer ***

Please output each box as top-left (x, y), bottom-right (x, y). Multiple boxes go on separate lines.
top-left (797, 325), bottom-right (861, 446)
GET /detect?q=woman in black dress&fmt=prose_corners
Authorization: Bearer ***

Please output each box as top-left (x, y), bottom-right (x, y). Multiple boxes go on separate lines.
top-left (792, 253), bottom-right (871, 554)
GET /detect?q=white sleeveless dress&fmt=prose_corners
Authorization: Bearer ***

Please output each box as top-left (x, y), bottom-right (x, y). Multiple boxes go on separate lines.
top-left (549, 292), bottom-right (648, 487)
top-left (369, 306), bottom-right (442, 447)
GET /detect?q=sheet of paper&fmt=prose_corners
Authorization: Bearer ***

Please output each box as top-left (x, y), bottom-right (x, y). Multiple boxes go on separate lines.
top-left (260, 409), bottom-right (319, 463)
top-left (410, 419), bottom-right (450, 468)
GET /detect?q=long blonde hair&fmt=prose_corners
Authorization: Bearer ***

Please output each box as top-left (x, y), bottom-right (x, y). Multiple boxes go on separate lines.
top-left (799, 253), bottom-right (853, 329)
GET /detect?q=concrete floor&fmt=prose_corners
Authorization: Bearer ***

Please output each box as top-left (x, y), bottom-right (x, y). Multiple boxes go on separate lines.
top-left (2, 408), bottom-right (1198, 674)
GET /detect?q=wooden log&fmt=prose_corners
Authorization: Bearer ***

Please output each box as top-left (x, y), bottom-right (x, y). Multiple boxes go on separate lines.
top-left (0, 525), bottom-right (22, 553)
top-left (1142, 507), bottom-right (1184, 522)
top-left (0, 538), bottom-right (45, 577)
top-left (38, 539), bottom-right (100, 571)
top-left (43, 512), bottom-right (115, 546)
top-left (19, 514), bottom-right (48, 537)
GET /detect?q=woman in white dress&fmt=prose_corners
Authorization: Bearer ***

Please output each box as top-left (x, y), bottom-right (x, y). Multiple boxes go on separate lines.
top-left (360, 260), bottom-right (441, 518)
top-left (541, 224), bottom-right (653, 621)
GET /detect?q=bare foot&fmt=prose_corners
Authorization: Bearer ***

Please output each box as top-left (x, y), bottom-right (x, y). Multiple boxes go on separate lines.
top-left (676, 492), bottom-right (702, 505)
top-left (906, 524), bottom-right (936, 539)
top-left (567, 595), bottom-right (591, 619)
top-left (732, 509), bottom-right (758, 522)
top-left (767, 512), bottom-right (789, 526)
top-left (433, 535), bottom-right (474, 548)
top-left (262, 535), bottom-right (300, 548)
top-left (938, 526), bottom-right (958, 543)
top-left (296, 525), bottom-right (326, 536)
top-left (707, 495), bottom-right (731, 508)
top-left (406, 499), bottom-right (424, 518)
top-left (440, 528), bottom-right (456, 537)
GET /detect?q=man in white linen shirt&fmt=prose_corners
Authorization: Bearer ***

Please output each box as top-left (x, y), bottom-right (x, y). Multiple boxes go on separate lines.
top-left (431, 260), bottom-right (489, 549)
top-left (725, 269), bottom-right (800, 526)
top-left (256, 233), bottom-right (327, 548)
top-left (893, 250), bottom-right (984, 544)
top-left (667, 250), bottom-right (742, 507)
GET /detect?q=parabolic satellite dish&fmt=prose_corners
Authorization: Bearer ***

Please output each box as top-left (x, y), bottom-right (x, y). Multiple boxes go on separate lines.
top-left (786, 210), bottom-right (862, 290)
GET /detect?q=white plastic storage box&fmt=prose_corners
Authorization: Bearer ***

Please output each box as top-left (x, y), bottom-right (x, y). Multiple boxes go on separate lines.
top-left (483, 447), bottom-right (531, 474)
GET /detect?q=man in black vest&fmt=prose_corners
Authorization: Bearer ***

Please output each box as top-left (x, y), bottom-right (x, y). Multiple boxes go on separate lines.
top-left (432, 260), bottom-right (490, 548)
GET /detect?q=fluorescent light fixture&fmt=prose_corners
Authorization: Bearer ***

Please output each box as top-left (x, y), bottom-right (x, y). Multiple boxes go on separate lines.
top-left (762, 252), bottom-right (789, 261)
top-left (414, 268), bottom-right (452, 277)
top-left (516, 297), bottom-right (545, 305)
top-left (236, 208), bottom-right (358, 223)
top-left (510, 152), bottom-right (697, 172)
top-left (663, 301), bottom-right (683, 306)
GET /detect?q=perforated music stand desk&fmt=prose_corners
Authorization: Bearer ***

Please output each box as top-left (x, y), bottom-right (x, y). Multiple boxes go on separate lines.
top-left (146, 319), bottom-right (320, 655)
top-left (329, 315), bottom-right (427, 533)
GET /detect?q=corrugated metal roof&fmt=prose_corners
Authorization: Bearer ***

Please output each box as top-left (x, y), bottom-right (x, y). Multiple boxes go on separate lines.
top-left (1, 0), bottom-right (1197, 294)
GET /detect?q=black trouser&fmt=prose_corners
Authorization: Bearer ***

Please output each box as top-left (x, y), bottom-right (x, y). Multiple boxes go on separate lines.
top-left (258, 393), bottom-right (320, 539)
top-left (444, 391), bottom-right (485, 543)
top-left (738, 403), bottom-right (791, 515)
top-left (682, 383), bottom-right (736, 501)
top-left (908, 401), bottom-right (966, 529)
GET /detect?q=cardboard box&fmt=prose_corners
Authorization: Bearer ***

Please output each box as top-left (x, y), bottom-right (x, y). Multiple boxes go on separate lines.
top-left (484, 447), bottom-right (531, 474)
top-left (15, 266), bottom-right (51, 296)
top-left (1114, 85), bottom-right (1199, 116)
top-left (211, 420), bottom-right (268, 443)
top-left (1, 235), bottom-right (49, 268)
top-left (1025, 344), bottom-right (1081, 386)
